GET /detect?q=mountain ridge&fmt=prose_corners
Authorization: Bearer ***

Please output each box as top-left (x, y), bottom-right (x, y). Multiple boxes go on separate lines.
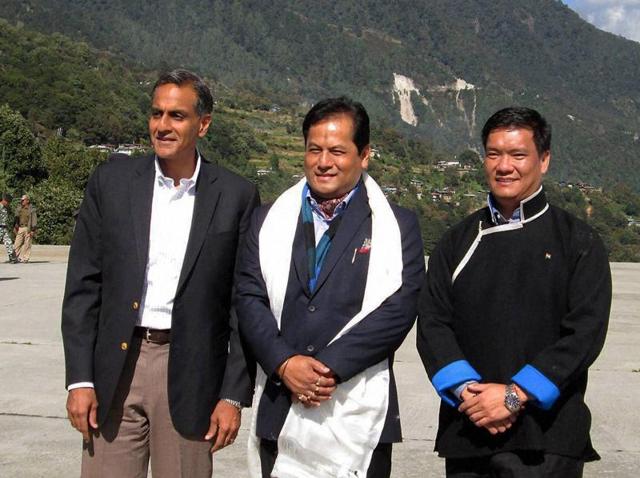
top-left (1, 0), bottom-right (639, 189)
top-left (0, 17), bottom-right (638, 261)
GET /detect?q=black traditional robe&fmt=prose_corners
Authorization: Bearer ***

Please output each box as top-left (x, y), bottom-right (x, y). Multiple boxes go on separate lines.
top-left (417, 187), bottom-right (611, 460)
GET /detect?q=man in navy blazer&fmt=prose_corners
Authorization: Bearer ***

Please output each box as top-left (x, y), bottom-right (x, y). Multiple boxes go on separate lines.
top-left (235, 97), bottom-right (424, 478)
top-left (62, 70), bottom-right (259, 477)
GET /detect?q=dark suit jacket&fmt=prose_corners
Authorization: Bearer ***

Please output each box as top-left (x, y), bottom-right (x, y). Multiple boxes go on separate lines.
top-left (235, 185), bottom-right (424, 443)
top-left (61, 153), bottom-right (260, 438)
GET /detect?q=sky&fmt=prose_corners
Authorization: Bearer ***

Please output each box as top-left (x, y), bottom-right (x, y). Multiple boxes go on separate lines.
top-left (564, 0), bottom-right (640, 42)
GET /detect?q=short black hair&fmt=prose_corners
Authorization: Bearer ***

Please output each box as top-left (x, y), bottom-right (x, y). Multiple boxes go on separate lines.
top-left (152, 69), bottom-right (213, 116)
top-left (1, 192), bottom-right (11, 202)
top-left (302, 96), bottom-right (370, 153)
top-left (482, 107), bottom-right (551, 155)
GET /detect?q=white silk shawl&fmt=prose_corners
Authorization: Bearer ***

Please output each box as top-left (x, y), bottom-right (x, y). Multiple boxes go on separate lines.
top-left (248, 173), bottom-right (403, 478)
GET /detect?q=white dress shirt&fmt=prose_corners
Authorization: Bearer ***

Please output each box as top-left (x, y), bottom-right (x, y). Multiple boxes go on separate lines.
top-left (68, 155), bottom-right (200, 391)
top-left (137, 157), bottom-right (199, 329)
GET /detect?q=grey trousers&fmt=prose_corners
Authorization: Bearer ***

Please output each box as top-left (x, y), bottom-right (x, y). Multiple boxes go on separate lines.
top-left (81, 337), bottom-right (213, 478)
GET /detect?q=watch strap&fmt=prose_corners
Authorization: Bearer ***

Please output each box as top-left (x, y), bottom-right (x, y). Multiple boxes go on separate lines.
top-left (222, 398), bottom-right (243, 410)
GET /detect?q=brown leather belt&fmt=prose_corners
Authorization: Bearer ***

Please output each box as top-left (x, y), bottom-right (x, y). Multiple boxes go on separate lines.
top-left (134, 327), bottom-right (171, 344)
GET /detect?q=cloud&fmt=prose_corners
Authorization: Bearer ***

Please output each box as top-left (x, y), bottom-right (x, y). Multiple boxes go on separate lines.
top-left (568, 0), bottom-right (640, 42)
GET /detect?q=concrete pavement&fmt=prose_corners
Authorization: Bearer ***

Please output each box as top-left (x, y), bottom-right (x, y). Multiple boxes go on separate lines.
top-left (0, 246), bottom-right (638, 476)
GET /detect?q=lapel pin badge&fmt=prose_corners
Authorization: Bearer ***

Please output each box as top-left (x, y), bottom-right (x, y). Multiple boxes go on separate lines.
top-left (352, 238), bottom-right (372, 263)
top-left (358, 238), bottom-right (372, 253)
top-left (545, 252), bottom-right (552, 260)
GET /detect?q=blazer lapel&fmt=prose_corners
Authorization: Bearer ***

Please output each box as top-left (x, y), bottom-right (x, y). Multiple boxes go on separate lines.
top-left (129, 156), bottom-right (155, 276)
top-left (311, 187), bottom-right (370, 297)
top-left (291, 213), bottom-right (311, 297)
top-left (176, 159), bottom-right (220, 294)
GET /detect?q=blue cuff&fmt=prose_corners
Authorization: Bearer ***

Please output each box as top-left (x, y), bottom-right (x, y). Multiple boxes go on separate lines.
top-left (432, 360), bottom-right (482, 407)
top-left (512, 364), bottom-right (560, 410)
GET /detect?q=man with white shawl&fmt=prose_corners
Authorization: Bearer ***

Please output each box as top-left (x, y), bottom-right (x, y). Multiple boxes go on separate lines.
top-left (235, 97), bottom-right (424, 478)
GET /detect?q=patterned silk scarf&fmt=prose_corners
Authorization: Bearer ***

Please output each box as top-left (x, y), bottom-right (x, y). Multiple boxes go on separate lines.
top-left (301, 188), bottom-right (348, 293)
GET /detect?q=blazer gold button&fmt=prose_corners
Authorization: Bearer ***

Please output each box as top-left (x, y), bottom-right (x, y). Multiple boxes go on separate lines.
top-left (121, 342), bottom-right (128, 351)
top-left (132, 301), bottom-right (139, 310)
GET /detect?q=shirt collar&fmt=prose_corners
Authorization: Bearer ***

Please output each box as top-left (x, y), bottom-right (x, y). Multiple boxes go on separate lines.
top-left (487, 185), bottom-right (545, 225)
top-left (304, 178), bottom-right (361, 222)
top-left (154, 152), bottom-right (201, 192)
top-left (487, 193), bottom-right (521, 225)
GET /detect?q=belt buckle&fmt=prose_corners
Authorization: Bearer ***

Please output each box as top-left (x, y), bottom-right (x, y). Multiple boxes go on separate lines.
top-left (145, 328), bottom-right (152, 342)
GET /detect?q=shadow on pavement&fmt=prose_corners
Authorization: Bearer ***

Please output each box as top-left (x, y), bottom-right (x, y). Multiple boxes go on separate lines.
top-left (11, 261), bottom-right (51, 264)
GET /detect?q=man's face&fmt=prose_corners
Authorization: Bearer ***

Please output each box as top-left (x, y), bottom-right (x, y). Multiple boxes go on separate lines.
top-left (304, 113), bottom-right (369, 199)
top-left (484, 127), bottom-right (550, 213)
top-left (21, 197), bottom-right (29, 206)
top-left (149, 83), bottom-right (211, 163)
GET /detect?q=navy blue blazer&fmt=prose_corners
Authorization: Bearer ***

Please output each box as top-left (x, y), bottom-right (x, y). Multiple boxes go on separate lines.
top-left (61, 154), bottom-right (260, 438)
top-left (235, 185), bottom-right (425, 443)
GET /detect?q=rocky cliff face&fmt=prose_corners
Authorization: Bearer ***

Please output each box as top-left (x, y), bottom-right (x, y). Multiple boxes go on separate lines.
top-left (392, 74), bottom-right (477, 139)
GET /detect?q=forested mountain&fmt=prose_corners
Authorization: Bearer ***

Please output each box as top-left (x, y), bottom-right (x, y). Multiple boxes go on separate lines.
top-left (0, 17), bottom-right (638, 260)
top-left (1, 0), bottom-right (639, 190)
top-left (0, 19), bottom-right (150, 144)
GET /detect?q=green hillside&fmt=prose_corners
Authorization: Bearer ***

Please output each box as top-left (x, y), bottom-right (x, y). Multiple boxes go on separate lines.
top-left (0, 19), bottom-right (638, 260)
top-left (1, 0), bottom-right (639, 189)
top-left (0, 19), bottom-right (149, 144)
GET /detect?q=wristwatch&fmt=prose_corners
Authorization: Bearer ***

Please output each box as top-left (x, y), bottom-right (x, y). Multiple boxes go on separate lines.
top-left (222, 398), bottom-right (243, 410)
top-left (504, 384), bottom-right (521, 413)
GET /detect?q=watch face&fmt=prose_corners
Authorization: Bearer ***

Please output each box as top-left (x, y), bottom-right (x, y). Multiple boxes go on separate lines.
top-left (505, 395), bottom-right (519, 412)
top-left (505, 386), bottom-right (521, 413)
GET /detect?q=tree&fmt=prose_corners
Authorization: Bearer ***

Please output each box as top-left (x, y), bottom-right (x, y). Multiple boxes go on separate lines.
top-left (0, 104), bottom-right (46, 193)
top-left (29, 178), bottom-right (83, 245)
top-left (269, 153), bottom-right (280, 172)
top-left (458, 149), bottom-right (481, 167)
top-left (611, 183), bottom-right (640, 216)
top-left (42, 136), bottom-right (105, 188)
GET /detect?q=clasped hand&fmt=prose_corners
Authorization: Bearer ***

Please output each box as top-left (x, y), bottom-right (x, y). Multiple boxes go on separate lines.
top-left (278, 355), bottom-right (336, 408)
top-left (458, 383), bottom-right (524, 435)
